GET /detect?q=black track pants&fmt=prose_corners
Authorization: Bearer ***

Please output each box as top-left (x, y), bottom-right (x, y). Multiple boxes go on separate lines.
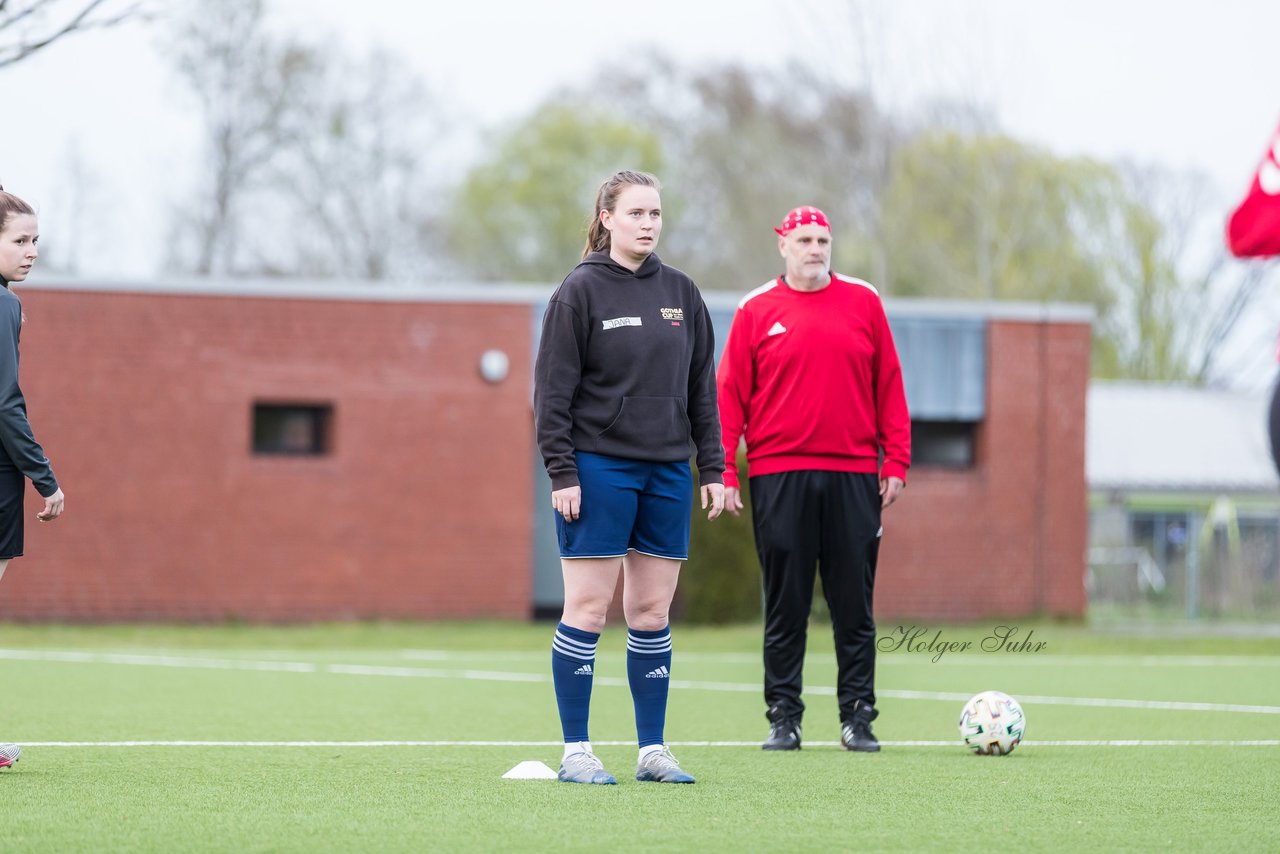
top-left (1270, 377), bottom-right (1280, 478)
top-left (749, 470), bottom-right (882, 723)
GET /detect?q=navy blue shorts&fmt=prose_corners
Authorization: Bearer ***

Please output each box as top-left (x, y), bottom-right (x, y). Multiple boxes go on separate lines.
top-left (0, 460), bottom-right (24, 559)
top-left (556, 451), bottom-right (692, 560)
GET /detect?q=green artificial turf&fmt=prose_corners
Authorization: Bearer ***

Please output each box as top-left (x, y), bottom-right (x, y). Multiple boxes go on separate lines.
top-left (1, 620), bottom-right (1277, 852)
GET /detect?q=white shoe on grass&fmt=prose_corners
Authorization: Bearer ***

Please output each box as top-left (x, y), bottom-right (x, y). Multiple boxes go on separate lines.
top-left (558, 750), bottom-right (617, 785)
top-left (635, 746), bottom-right (694, 783)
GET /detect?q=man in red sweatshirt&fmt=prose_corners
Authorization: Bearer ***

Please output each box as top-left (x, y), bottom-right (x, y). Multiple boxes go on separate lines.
top-left (717, 206), bottom-right (910, 752)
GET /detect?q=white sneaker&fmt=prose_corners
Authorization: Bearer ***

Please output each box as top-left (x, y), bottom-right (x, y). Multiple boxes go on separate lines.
top-left (557, 751), bottom-right (617, 785)
top-left (635, 746), bottom-right (695, 783)
top-left (0, 743), bottom-right (20, 769)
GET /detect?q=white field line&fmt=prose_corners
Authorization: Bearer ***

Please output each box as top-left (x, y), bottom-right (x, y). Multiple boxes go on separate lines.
top-left (401, 650), bottom-right (765, 664)
top-left (871, 654), bottom-right (1280, 667)
top-left (3, 648), bottom-right (1280, 715)
top-left (6, 646), bottom-right (1279, 667)
top-left (0, 649), bottom-right (319, 671)
top-left (18, 739), bottom-right (1280, 748)
top-left (398, 650), bottom-right (1280, 667)
top-left (878, 689), bottom-right (1280, 715)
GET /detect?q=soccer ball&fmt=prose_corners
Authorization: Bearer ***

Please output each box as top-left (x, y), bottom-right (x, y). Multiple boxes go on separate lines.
top-left (958, 690), bottom-right (1025, 755)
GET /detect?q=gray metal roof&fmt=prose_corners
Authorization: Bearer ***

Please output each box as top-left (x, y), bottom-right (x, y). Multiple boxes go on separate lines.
top-left (1087, 381), bottom-right (1279, 493)
top-left (24, 275), bottom-right (1096, 323)
top-left (22, 275), bottom-right (559, 304)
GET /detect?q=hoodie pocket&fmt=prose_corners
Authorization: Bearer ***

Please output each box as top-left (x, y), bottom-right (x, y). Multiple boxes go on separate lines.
top-left (595, 396), bottom-right (691, 456)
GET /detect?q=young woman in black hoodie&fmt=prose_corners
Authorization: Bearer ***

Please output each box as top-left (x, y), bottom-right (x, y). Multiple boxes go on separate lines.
top-left (534, 171), bottom-right (724, 785)
top-left (0, 185), bottom-right (66, 771)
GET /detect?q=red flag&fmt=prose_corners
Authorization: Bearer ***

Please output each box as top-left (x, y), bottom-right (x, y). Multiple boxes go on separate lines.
top-left (1227, 119), bottom-right (1280, 258)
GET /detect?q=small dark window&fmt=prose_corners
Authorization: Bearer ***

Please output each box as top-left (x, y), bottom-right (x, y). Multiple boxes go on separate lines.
top-left (911, 420), bottom-right (976, 468)
top-left (252, 403), bottom-right (332, 456)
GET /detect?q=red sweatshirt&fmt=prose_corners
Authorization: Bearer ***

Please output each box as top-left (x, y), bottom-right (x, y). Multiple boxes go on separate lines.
top-left (716, 273), bottom-right (911, 490)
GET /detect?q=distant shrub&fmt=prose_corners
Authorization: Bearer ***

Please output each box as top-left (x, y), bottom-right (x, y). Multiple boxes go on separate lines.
top-left (678, 456), bottom-right (762, 624)
top-left (677, 457), bottom-right (832, 625)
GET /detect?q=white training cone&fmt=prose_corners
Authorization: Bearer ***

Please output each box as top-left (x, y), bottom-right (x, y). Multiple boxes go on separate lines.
top-left (502, 760), bottom-right (558, 780)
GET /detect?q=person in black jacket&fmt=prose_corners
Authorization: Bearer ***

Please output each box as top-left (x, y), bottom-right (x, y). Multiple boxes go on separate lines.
top-left (534, 170), bottom-right (724, 785)
top-left (0, 185), bottom-right (66, 771)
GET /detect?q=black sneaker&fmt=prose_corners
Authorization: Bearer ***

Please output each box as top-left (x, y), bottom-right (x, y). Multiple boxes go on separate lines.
top-left (762, 706), bottom-right (802, 751)
top-left (841, 703), bottom-right (881, 753)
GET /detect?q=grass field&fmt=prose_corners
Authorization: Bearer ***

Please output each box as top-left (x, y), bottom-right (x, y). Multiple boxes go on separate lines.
top-left (1, 619), bottom-right (1278, 852)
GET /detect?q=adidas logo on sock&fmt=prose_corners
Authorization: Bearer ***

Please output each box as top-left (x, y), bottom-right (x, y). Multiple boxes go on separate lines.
top-left (645, 666), bottom-right (670, 679)
top-left (573, 664), bottom-right (593, 676)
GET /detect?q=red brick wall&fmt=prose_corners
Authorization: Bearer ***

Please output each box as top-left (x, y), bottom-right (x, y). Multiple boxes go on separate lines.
top-left (1, 288), bottom-right (534, 621)
top-left (875, 319), bottom-right (1090, 620)
top-left (1, 288), bottom-right (1088, 623)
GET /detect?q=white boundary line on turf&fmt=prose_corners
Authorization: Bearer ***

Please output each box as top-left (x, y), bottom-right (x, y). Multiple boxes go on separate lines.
top-left (4, 648), bottom-right (1280, 715)
top-left (0, 649), bottom-right (319, 672)
top-left (877, 689), bottom-right (1280, 715)
top-left (18, 740), bottom-right (1280, 748)
top-left (5, 646), bottom-right (1280, 667)
top-left (400, 651), bottom-right (1280, 668)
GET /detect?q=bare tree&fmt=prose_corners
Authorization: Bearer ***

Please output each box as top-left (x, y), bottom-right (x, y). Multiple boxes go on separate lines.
top-left (42, 136), bottom-right (104, 274)
top-left (1108, 162), bottom-right (1273, 384)
top-left (0, 0), bottom-right (143, 68)
top-left (591, 56), bottom-right (882, 291)
top-left (165, 1), bottom-right (447, 280)
top-left (1187, 258), bottom-right (1277, 389)
top-left (163, 0), bottom-right (316, 275)
top-left (785, 3), bottom-right (1049, 292)
top-left (265, 48), bottom-right (447, 280)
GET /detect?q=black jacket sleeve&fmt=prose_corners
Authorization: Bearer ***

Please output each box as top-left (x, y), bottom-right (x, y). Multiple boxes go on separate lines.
top-left (533, 298), bottom-right (586, 491)
top-left (0, 294), bottom-right (58, 497)
top-left (686, 294), bottom-right (724, 486)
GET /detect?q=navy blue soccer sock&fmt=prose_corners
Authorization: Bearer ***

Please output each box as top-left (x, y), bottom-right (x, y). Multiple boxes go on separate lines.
top-left (627, 625), bottom-right (673, 748)
top-left (551, 622), bottom-right (599, 744)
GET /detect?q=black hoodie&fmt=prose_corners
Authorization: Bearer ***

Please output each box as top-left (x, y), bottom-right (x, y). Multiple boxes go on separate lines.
top-left (0, 280), bottom-right (58, 497)
top-left (534, 252), bottom-right (723, 491)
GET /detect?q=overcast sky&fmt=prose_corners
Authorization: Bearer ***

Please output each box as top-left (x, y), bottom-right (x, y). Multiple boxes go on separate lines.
top-left (1, 0), bottom-right (1278, 281)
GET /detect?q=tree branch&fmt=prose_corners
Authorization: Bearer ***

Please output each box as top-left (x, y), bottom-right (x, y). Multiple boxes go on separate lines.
top-left (0, 0), bottom-right (144, 69)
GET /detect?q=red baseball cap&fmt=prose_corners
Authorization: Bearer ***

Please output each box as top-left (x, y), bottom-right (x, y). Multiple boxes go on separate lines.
top-left (775, 206), bottom-right (831, 236)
